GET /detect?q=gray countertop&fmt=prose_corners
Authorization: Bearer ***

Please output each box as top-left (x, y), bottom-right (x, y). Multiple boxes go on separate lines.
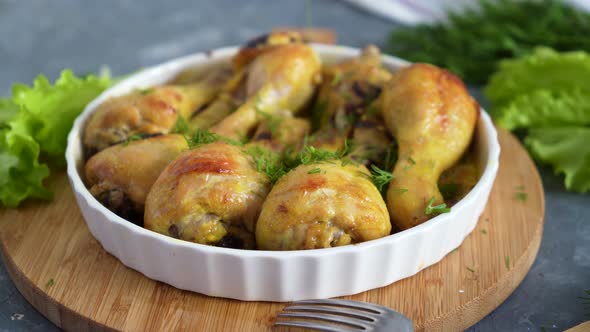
top-left (0, 0), bottom-right (588, 331)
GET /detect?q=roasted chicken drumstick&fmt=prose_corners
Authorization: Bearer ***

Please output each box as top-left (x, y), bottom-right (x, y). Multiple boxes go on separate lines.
top-left (83, 68), bottom-right (230, 156)
top-left (381, 63), bottom-right (478, 230)
top-left (85, 134), bottom-right (188, 223)
top-left (211, 43), bottom-right (320, 139)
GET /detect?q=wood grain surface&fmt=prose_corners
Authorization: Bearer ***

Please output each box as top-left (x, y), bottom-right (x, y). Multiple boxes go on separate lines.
top-left (0, 128), bottom-right (544, 332)
top-left (565, 321), bottom-right (590, 332)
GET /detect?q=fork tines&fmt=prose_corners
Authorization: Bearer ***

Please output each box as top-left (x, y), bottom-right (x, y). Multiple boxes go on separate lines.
top-left (273, 299), bottom-right (413, 332)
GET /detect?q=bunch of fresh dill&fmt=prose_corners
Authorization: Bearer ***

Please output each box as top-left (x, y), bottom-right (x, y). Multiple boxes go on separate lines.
top-left (386, 0), bottom-right (590, 84)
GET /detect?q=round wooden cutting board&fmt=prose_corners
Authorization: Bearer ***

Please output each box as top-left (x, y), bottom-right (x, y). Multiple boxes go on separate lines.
top-left (0, 128), bottom-right (544, 332)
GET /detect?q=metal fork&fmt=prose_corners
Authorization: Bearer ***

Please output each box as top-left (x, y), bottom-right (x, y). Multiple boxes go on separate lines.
top-left (274, 299), bottom-right (414, 332)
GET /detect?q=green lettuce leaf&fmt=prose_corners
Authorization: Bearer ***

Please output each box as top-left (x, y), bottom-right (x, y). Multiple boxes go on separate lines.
top-left (486, 47), bottom-right (590, 193)
top-left (11, 70), bottom-right (111, 163)
top-left (485, 47), bottom-right (590, 107)
top-left (526, 127), bottom-right (590, 193)
top-left (494, 89), bottom-right (590, 130)
top-left (0, 70), bottom-right (111, 207)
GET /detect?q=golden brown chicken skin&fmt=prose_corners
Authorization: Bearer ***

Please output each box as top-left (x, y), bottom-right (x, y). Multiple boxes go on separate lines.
top-left (188, 69), bottom-right (247, 130)
top-left (256, 163), bottom-right (391, 250)
top-left (211, 43), bottom-right (321, 140)
top-left (144, 142), bottom-right (270, 249)
top-left (381, 63), bottom-right (478, 230)
top-left (232, 31), bottom-right (304, 70)
top-left (85, 134), bottom-right (188, 223)
top-left (83, 68), bottom-right (231, 156)
top-left (249, 111), bottom-right (310, 153)
top-left (311, 45), bottom-right (391, 151)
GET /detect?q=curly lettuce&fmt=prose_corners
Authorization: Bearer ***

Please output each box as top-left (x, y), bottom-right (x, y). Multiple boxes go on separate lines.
top-left (486, 48), bottom-right (590, 193)
top-left (485, 47), bottom-right (590, 107)
top-left (0, 70), bottom-right (110, 207)
top-left (526, 128), bottom-right (590, 193)
top-left (494, 89), bottom-right (590, 130)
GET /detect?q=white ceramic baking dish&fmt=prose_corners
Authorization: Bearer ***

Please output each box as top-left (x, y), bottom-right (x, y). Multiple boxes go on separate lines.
top-left (66, 45), bottom-right (500, 301)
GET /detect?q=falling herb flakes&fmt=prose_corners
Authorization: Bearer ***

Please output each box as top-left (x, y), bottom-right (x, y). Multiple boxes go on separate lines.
top-left (45, 278), bottom-right (55, 288)
top-left (514, 185), bottom-right (528, 202)
top-left (505, 255), bottom-right (511, 270)
top-left (466, 266), bottom-right (476, 273)
top-left (308, 168), bottom-right (321, 174)
top-left (425, 196), bottom-right (451, 215)
top-left (514, 191), bottom-right (528, 202)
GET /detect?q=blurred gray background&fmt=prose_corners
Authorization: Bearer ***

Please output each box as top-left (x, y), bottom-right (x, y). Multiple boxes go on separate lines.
top-left (0, 0), bottom-right (588, 331)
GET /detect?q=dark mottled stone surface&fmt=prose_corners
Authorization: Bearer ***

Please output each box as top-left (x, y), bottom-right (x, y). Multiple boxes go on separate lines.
top-left (0, 0), bottom-right (588, 331)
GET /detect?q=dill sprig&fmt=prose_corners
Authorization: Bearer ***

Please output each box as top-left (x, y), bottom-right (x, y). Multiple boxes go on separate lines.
top-left (386, 0), bottom-right (590, 84)
top-left (140, 88), bottom-right (154, 95)
top-left (383, 143), bottom-right (398, 171)
top-left (331, 72), bottom-right (343, 87)
top-left (308, 167), bottom-right (321, 174)
top-left (172, 115), bottom-right (191, 135)
top-left (185, 128), bottom-right (242, 149)
top-left (245, 146), bottom-right (286, 184)
top-left (425, 196), bottom-right (451, 215)
top-left (186, 129), bottom-right (221, 148)
top-left (286, 138), bottom-right (353, 168)
top-left (370, 165), bottom-right (394, 193)
top-left (256, 109), bottom-right (282, 137)
top-left (122, 134), bottom-right (143, 146)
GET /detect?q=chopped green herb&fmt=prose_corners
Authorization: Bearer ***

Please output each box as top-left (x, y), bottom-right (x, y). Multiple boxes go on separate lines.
top-left (299, 146), bottom-right (337, 165)
top-left (466, 266), bottom-right (475, 273)
top-left (481, 229), bottom-right (488, 235)
top-left (341, 159), bottom-right (352, 167)
top-left (408, 157), bottom-right (416, 165)
top-left (331, 72), bottom-right (343, 87)
top-left (187, 129), bottom-right (220, 148)
top-left (172, 115), bottom-right (191, 135)
top-left (45, 278), bottom-right (55, 288)
top-left (286, 139), bottom-right (353, 168)
top-left (425, 196), bottom-right (451, 215)
top-left (440, 183), bottom-right (460, 200)
top-left (515, 191), bottom-right (528, 202)
top-left (245, 146), bottom-right (287, 184)
top-left (123, 134), bottom-right (143, 146)
top-left (139, 87), bottom-right (154, 95)
top-left (383, 143), bottom-right (398, 171)
top-left (430, 160), bottom-right (437, 169)
top-left (393, 188), bottom-right (408, 194)
top-left (505, 255), bottom-right (511, 269)
top-left (370, 164), bottom-right (395, 193)
top-left (256, 109), bottom-right (281, 137)
top-left (308, 168), bottom-right (321, 174)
